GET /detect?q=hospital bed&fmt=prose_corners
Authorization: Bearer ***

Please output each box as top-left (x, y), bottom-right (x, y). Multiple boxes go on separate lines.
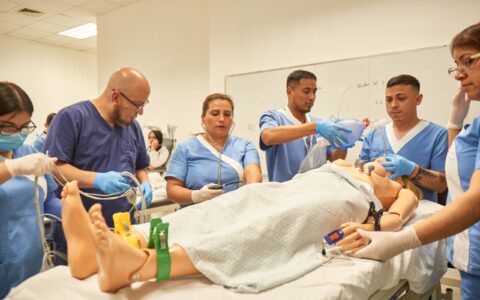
top-left (7, 200), bottom-right (449, 300)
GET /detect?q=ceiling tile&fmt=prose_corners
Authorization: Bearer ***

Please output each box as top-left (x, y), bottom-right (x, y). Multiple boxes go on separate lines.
top-left (65, 35), bottom-right (96, 48)
top-left (43, 13), bottom-right (84, 27)
top-left (0, 20), bottom-right (20, 31)
top-left (54, 0), bottom-right (92, 6)
top-left (38, 33), bottom-right (77, 44)
top-left (80, 0), bottom-right (119, 14)
top-left (62, 7), bottom-right (96, 21)
top-left (0, 11), bottom-right (41, 25)
top-left (107, 0), bottom-right (140, 5)
top-left (0, 0), bottom-right (21, 13)
top-left (22, 0), bottom-right (73, 14)
top-left (28, 20), bottom-right (68, 33)
top-left (7, 26), bottom-right (50, 38)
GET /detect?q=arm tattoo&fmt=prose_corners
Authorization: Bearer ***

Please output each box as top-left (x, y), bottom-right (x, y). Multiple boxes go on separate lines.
top-left (413, 167), bottom-right (447, 188)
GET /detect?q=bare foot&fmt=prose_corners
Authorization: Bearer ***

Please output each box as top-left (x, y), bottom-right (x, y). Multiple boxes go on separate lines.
top-left (88, 204), bottom-right (156, 293)
top-left (61, 180), bottom-right (98, 278)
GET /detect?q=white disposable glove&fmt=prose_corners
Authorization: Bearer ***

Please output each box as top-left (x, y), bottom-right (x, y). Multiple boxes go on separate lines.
top-left (448, 88), bottom-right (470, 129)
top-left (191, 183), bottom-right (224, 203)
top-left (4, 153), bottom-right (57, 177)
top-left (349, 226), bottom-right (422, 261)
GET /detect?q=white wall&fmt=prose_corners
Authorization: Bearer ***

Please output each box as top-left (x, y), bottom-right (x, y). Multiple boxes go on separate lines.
top-left (209, 0), bottom-right (480, 92)
top-left (97, 0), bottom-right (209, 140)
top-left (0, 34), bottom-right (97, 143)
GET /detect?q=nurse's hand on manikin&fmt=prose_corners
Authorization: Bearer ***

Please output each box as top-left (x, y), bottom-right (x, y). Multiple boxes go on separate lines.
top-left (4, 153), bottom-right (57, 177)
top-left (191, 183), bottom-right (224, 203)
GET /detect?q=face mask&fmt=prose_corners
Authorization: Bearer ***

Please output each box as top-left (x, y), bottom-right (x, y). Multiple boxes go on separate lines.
top-left (0, 133), bottom-right (28, 151)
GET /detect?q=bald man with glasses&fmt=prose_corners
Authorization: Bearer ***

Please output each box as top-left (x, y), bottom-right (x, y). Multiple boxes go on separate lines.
top-left (44, 67), bottom-right (153, 265)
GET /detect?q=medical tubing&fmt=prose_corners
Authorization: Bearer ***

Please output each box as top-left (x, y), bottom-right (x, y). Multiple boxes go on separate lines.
top-left (33, 176), bottom-right (55, 269)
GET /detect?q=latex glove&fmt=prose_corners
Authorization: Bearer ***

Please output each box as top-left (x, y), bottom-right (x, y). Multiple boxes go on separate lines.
top-left (381, 154), bottom-right (416, 179)
top-left (4, 153), bottom-right (57, 177)
top-left (348, 226), bottom-right (422, 261)
top-left (448, 88), bottom-right (470, 129)
top-left (191, 183), bottom-right (224, 203)
top-left (93, 171), bottom-right (131, 194)
top-left (137, 182), bottom-right (153, 209)
top-left (315, 120), bottom-right (352, 147)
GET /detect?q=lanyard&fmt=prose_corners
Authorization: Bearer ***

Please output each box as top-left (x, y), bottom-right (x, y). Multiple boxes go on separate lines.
top-left (282, 107), bottom-right (314, 151)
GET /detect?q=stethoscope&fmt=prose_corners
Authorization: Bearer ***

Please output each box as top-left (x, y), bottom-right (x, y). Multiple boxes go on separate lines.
top-left (202, 121), bottom-right (242, 187)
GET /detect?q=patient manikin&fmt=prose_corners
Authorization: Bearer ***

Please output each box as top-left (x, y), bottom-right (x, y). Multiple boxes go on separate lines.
top-left (60, 158), bottom-right (421, 293)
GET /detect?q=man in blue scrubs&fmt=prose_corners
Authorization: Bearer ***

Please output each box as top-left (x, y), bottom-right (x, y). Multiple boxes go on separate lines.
top-left (359, 74), bottom-right (448, 202)
top-left (45, 67), bottom-right (152, 261)
top-left (259, 70), bottom-right (349, 182)
top-left (32, 112), bottom-right (55, 153)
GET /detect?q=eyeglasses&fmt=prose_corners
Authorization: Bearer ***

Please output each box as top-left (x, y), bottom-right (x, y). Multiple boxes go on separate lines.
top-left (448, 53), bottom-right (480, 77)
top-left (114, 90), bottom-right (149, 111)
top-left (0, 121), bottom-right (37, 136)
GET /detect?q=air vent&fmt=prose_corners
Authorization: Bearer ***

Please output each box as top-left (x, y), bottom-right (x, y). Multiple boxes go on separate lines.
top-left (17, 8), bottom-right (45, 17)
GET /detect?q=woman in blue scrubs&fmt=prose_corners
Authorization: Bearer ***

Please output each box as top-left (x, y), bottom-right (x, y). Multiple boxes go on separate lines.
top-left (344, 22), bottom-right (480, 300)
top-left (0, 82), bottom-right (60, 298)
top-left (166, 93), bottom-right (262, 206)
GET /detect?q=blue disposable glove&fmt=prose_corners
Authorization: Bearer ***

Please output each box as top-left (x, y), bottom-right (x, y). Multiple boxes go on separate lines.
top-left (380, 154), bottom-right (417, 179)
top-left (315, 120), bottom-right (352, 148)
top-left (137, 182), bottom-right (153, 209)
top-left (93, 171), bottom-right (131, 194)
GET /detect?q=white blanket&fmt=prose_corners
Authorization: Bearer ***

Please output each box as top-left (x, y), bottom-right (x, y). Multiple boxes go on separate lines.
top-left (133, 164), bottom-right (383, 293)
top-left (7, 201), bottom-right (446, 300)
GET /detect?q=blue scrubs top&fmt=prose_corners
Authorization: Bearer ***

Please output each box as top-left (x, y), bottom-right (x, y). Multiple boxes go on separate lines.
top-left (446, 116), bottom-right (480, 276)
top-left (32, 132), bottom-right (46, 153)
top-left (259, 109), bottom-right (334, 182)
top-left (45, 100), bottom-right (149, 226)
top-left (359, 121), bottom-right (447, 201)
top-left (166, 135), bottom-right (260, 207)
top-left (0, 145), bottom-right (60, 298)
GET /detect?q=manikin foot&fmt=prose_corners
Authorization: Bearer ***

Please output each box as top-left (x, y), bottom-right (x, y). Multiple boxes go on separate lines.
top-left (61, 180), bottom-right (98, 278)
top-left (88, 204), bottom-right (156, 293)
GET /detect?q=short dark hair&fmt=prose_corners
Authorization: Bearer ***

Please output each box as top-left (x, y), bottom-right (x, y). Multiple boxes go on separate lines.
top-left (0, 82), bottom-right (34, 116)
top-left (450, 22), bottom-right (480, 54)
top-left (201, 93), bottom-right (234, 118)
top-left (286, 70), bottom-right (317, 87)
top-left (149, 130), bottom-right (163, 145)
top-left (46, 113), bottom-right (56, 126)
top-left (386, 74), bottom-right (420, 91)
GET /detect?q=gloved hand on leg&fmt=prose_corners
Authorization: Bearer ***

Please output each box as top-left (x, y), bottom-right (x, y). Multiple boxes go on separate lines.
top-left (4, 153), bottom-right (57, 177)
top-left (448, 88), bottom-right (470, 129)
top-left (137, 182), bottom-right (153, 209)
top-left (93, 171), bottom-right (131, 194)
top-left (191, 183), bottom-right (224, 203)
top-left (346, 226), bottom-right (422, 261)
top-left (380, 154), bottom-right (417, 179)
top-left (315, 120), bottom-right (352, 148)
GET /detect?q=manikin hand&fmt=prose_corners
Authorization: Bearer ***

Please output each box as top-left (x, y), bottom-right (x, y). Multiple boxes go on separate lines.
top-left (315, 120), bottom-right (352, 148)
top-left (346, 226), bottom-right (422, 261)
top-left (448, 88), bottom-right (470, 129)
top-left (191, 183), bottom-right (224, 203)
top-left (4, 153), bottom-right (57, 177)
top-left (381, 154), bottom-right (417, 179)
top-left (336, 222), bottom-right (374, 251)
top-left (93, 171), bottom-right (131, 194)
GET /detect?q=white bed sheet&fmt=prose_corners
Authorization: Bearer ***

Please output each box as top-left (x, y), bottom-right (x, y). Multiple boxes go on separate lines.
top-left (7, 200), bottom-right (447, 300)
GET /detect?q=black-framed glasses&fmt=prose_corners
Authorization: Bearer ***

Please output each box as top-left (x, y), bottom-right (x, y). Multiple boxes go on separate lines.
top-left (0, 121), bottom-right (37, 136)
top-left (114, 90), bottom-right (149, 112)
top-left (448, 53), bottom-right (480, 77)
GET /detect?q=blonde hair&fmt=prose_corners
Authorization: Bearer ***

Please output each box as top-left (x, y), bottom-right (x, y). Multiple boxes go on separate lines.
top-left (400, 176), bottom-right (423, 200)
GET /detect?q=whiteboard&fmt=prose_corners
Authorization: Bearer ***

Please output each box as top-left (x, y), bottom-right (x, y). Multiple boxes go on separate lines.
top-left (225, 45), bottom-right (480, 173)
